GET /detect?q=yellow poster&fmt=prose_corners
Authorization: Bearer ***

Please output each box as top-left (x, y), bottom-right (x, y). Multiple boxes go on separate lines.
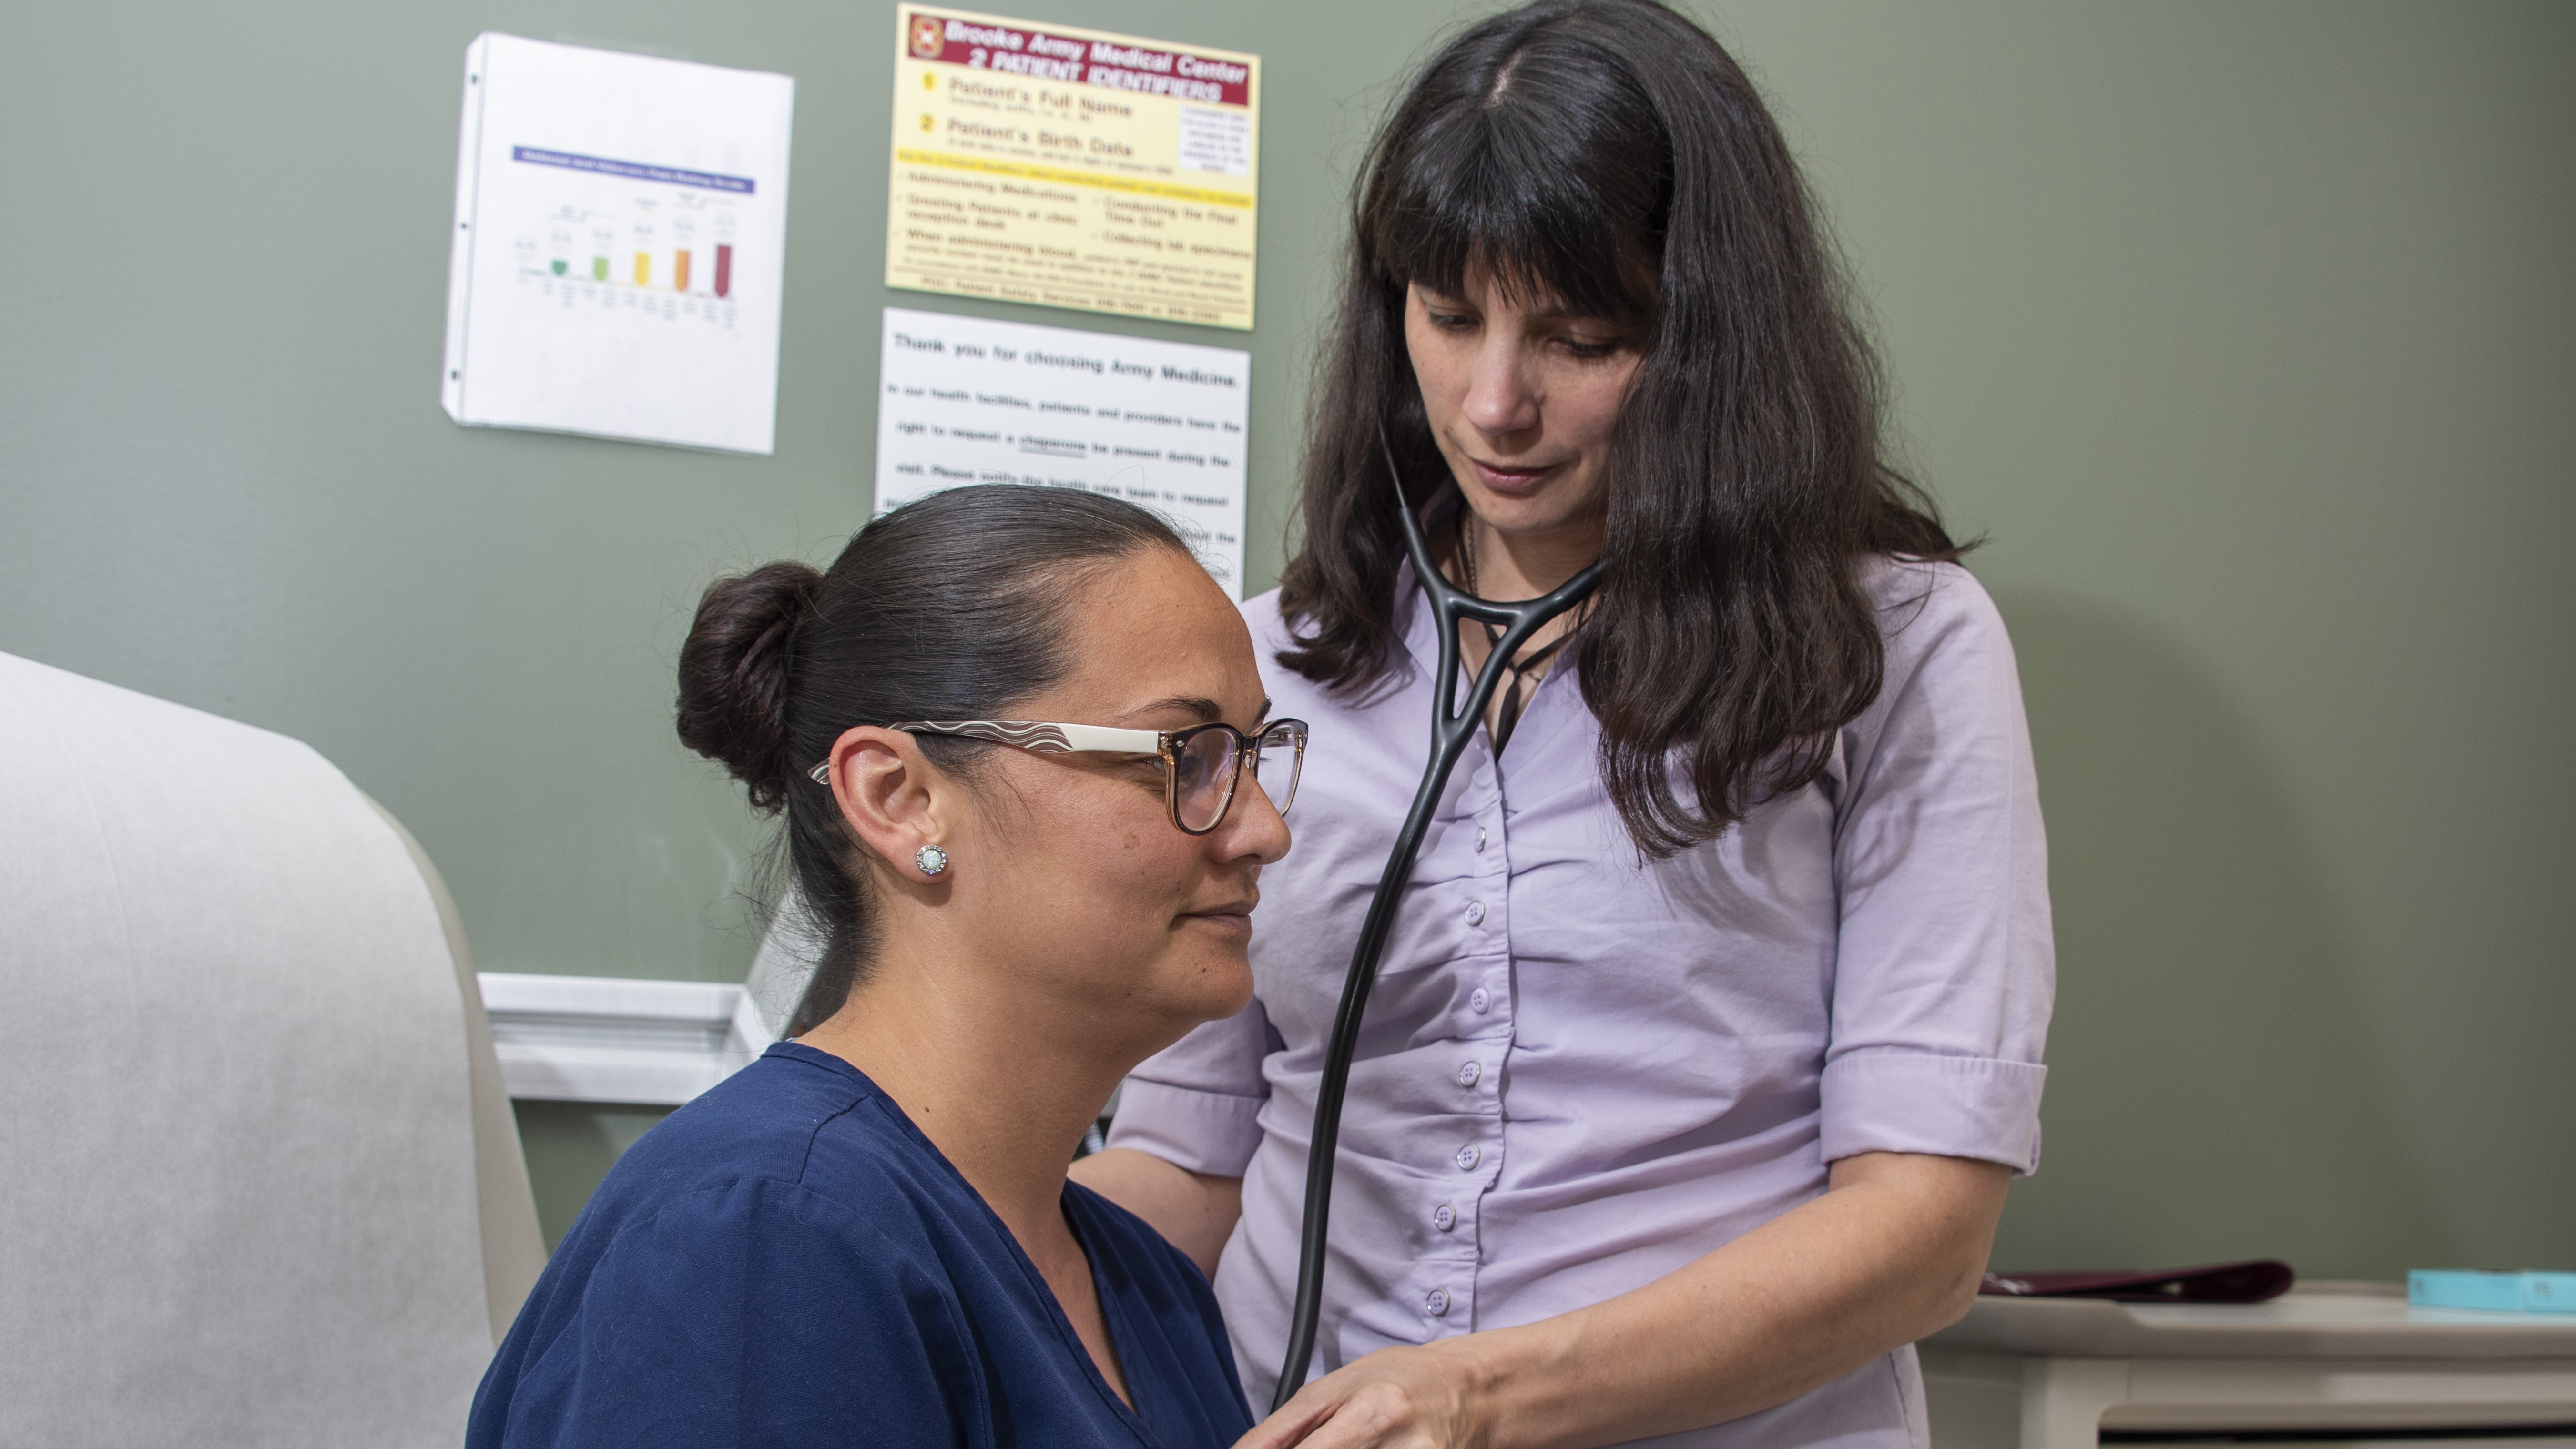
top-left (886, 6), bottom-right (1259, 330)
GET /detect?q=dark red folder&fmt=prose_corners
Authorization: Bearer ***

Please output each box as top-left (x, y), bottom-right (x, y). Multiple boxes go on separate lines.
top-left (1979, 1260), bottom-right (2295, 1304)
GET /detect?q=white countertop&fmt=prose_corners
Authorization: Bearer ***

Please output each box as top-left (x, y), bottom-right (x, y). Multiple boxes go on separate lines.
top-left (1926, 1281), bottom-right (2576, 1359)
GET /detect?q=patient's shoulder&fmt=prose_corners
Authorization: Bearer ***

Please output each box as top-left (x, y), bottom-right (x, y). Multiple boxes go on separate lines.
top-left (562, 1044), bottom-right (954, 1249)
top-left (611, 1044), bottom-right (872, 1180)
top-left (476, 1137), bottom-right (980, 1446)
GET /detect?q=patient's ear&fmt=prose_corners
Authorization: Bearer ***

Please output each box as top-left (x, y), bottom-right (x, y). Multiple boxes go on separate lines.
top-left (820, 727), bottom-right (951, 883)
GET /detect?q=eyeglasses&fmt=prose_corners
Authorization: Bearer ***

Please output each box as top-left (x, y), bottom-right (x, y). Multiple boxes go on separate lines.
top-left (806, 717), bottom-right (1308, 836)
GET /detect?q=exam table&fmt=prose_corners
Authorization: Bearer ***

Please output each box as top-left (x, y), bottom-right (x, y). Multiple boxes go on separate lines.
top-left (0, 650), bottom-right (544, 1448)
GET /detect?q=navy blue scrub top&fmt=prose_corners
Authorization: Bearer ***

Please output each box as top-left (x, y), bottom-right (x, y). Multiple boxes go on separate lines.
top-left (468, 1042), bottom-right (1253, 1449)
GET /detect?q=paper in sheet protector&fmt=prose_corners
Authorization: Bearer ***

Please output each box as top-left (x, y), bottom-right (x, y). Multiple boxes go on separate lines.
top-left (442, 35), bottom-right (794, 453)
top-left (874, 308), bottom-right (1249, 596)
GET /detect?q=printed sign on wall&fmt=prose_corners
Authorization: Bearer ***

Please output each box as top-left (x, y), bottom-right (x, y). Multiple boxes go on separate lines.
top-left (886, 7), bottom-right (1260, 330)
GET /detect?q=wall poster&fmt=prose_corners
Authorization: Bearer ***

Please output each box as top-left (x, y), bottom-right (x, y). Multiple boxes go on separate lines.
top-left (886, 6), bottom-right (1259, 330)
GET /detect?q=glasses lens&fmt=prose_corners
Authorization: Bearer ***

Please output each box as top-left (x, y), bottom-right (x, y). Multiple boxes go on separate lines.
top-left (1172, 727), bottom-right (1240, 833)
top-left (1251, 721), bottom-right (1304, 819)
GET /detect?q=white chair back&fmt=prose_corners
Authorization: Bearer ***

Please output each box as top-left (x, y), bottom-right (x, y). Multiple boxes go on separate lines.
top-left (0, 651), bottom-right (542, 1448)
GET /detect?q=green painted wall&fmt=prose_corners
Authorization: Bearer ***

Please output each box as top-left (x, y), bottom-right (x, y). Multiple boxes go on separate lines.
top-left (5, 2), bottom-right (2567, 1277)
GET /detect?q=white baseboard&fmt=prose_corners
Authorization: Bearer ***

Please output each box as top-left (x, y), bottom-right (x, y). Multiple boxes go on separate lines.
top-left (478, 973), bottom-right (776, 1106)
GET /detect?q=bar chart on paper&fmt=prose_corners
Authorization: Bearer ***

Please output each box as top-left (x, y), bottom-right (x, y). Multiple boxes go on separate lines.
top-left (503, 149), bottom-right (745, 318)
top-left (442, 35), bottom-right (794, 453)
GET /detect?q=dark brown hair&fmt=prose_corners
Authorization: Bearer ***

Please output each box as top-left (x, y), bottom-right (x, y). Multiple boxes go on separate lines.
top-left (677, 485), bottom-right (1188, 1033)
top-left (1278, 0), bottom-right (1964, 857)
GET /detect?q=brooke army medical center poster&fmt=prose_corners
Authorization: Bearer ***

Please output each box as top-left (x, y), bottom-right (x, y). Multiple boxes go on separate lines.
top-left (887, 6), bottom-right (1260, 329)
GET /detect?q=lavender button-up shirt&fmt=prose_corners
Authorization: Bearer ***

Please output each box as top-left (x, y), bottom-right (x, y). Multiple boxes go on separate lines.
top-left (1108, 558), bottom-right (2054, 1449)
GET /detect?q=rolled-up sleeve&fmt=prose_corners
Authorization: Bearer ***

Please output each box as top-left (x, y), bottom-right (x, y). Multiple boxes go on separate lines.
top-left (1819, 564), bottom-right (2054, 1175)
top-left (1105, 996), bottom-right (1275, 1178)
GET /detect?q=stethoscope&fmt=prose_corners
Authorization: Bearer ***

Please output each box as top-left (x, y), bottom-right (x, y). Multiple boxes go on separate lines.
top-left (1271, 432), bottom-right (1603, 1408)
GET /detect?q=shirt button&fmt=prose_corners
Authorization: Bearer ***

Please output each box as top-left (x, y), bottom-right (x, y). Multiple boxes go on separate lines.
top-left (1469, 986), bottom-right (1491, 1014)
top-left (1474, 826), bottom-right (1487, 852)
top-left (1425, 1288), bottom-right (1451, 1317)
top-left (1456, 1061), bottom-right (1481, 1087)
top-left (1463, 901), bottom-right (1486, 926)
top-left (1455, 1143), bottom-right (1480, 1170)
top-left (1432, 1203), bottom-right (1456, 1232)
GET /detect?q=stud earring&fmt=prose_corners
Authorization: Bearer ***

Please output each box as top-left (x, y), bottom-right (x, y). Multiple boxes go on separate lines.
top-left (915, 844), bottom-right (949, 877)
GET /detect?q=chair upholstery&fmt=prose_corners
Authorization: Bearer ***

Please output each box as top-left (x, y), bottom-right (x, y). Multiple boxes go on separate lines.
top-left (0, 650), bottom-right (542, 1447)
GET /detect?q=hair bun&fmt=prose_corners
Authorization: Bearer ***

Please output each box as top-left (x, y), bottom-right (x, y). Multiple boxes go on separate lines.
top-left (676, 560), bottom-right (824, 811)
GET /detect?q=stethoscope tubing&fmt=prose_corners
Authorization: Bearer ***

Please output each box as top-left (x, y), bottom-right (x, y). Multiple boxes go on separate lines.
top-left (1270, 435), bottom-right (1603, 1409)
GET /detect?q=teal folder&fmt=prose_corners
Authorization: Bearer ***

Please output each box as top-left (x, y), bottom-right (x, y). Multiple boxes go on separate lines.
top-left (2409, 1270), bottom-right (2576, 1314)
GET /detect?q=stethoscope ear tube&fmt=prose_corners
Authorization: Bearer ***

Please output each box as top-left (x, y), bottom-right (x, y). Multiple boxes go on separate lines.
top-left (1270, 431), bottom-right (1603, 1410)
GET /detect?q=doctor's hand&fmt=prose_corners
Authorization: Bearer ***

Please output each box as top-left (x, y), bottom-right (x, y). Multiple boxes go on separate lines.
top-left (1234, 1342), bottom-right (1493, 1449)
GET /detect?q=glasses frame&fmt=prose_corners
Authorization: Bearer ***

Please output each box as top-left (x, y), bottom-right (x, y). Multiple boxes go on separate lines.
top-left (806, 717), bottom-right (1308, 836)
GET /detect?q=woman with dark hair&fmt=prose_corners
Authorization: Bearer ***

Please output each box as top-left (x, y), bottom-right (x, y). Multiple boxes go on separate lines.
top-left (468, 485), bottom-right (1305, 1447)
top-left (1076, 3), bottom-right (2053, 1446)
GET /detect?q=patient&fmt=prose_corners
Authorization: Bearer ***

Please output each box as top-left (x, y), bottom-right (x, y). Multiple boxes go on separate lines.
top-left (468, 485), bottom-right (1301, 1447)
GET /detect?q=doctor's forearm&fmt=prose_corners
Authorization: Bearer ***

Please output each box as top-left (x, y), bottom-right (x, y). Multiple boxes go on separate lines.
top-left (1247, 1153), bottom-right (2008, 1449)
top-left (1069, 1147), bottom-right (1243, 1279)
top-left (1452, 1152), bottom-right (2009, 1449)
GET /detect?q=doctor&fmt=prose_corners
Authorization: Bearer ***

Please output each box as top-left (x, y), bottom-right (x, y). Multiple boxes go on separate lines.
top-left (1071, 3), bottom-right (2055, 1447)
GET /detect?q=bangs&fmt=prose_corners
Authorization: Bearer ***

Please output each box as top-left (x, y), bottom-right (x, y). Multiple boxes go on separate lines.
top-left (1367, 44), bottom-right (1669, 322)
top-left (1292, 1), bottom-right (1948, 858)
